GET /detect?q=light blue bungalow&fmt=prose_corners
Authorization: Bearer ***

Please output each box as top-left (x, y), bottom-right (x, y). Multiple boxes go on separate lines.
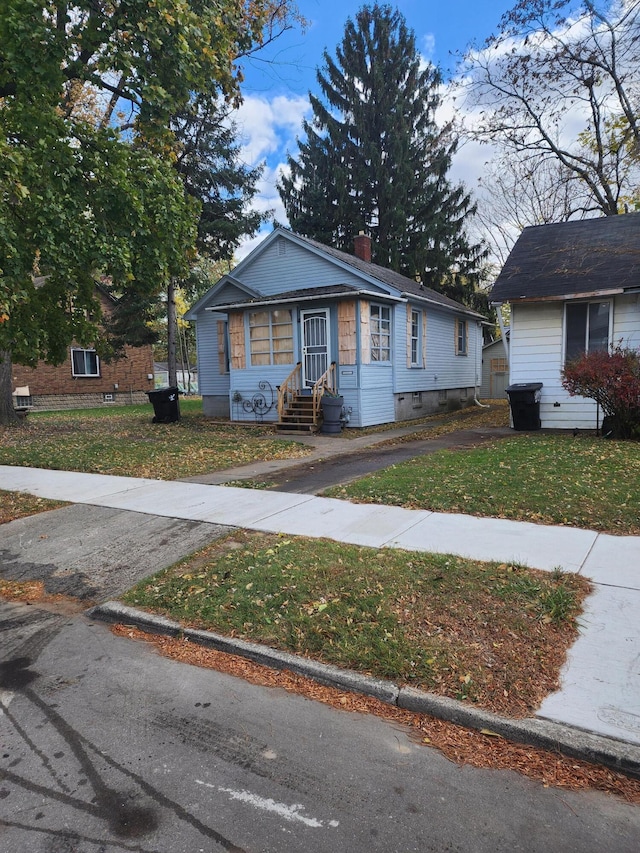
top-left (185, 227), bottom-right (486, 431)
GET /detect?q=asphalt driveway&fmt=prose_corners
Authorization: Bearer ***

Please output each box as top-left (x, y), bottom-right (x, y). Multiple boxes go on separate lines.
top-left (0, 503), bottom-right (229, 602)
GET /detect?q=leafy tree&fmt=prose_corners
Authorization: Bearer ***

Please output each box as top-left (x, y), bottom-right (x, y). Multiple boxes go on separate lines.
top-left (0, 0), bottom-right (298, 424)
top-left (164, 97), bottom-right (270, 385)
top-left (278, 3), bottom-right (485, 302)
top-left (458, 0), bottom-right (640, 218)
top-left (562, 346), bottom-right (640, 438)
top-left (173, 98), bottom-right (268, 263)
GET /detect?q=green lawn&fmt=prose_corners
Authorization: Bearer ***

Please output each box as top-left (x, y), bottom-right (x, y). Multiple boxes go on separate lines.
top-left (326, 433), bottom-right (640, 534)
top-left (123, 530), bottom-right (589, 716)
top-left (0, 399), bottom-right (309, 479)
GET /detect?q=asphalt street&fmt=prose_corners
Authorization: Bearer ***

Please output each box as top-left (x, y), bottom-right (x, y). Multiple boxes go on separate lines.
top-left (2, 598), bottom-right (640, 853)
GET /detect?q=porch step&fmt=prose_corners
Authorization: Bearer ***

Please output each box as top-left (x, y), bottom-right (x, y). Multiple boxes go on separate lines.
top-left (275, 421), bottom-right (317, 434)
top-left (276, 392), bottom-right (318, 434)
top-left (287, 399), bottom-right (313, 412)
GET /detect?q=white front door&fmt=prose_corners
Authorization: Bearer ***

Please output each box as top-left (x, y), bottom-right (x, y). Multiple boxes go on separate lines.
top-left (301, 309), bottom-right (330, 387)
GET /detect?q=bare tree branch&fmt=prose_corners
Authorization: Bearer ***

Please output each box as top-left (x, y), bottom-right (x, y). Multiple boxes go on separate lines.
top-left (458, 0), bottom-right (640, 217)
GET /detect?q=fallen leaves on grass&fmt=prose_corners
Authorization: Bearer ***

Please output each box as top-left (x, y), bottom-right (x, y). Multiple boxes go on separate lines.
top-left (0, 410), bottom-right (310, 480)
top-left (0, 490), bottom-right (66, 525)
top-left (388, 399), bottom-right (511, 442)
top-left (335, 431), bottom-right (640, 534)
top-left (111, 624), bottom-right (640, 804)
top-left (124, 531), bottom-right (589, 718)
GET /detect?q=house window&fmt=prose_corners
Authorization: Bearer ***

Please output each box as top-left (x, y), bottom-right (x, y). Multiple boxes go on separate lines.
top-left (370, 304), bottom-right (391, 361)
top-left (410, 309), bottom-right (421, 366)
top-left (71, 348), bottom-right (99, 377)
top-left (565, 301), bottom-right (611, 363)
top-left (412, 391), bottom-right (422, 408)
top-left (456, 319), bottom-right (468, 355)
top-left (249, 309), bottom-right (294, 366)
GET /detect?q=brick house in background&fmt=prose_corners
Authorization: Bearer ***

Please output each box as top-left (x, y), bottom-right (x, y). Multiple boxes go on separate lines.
top-left (12, 287), bottom-right (155, 411)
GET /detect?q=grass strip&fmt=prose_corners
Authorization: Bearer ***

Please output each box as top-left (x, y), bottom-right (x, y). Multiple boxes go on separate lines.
top-left (327, 433), bottom-right (640, 534)
top-left (122, 530), bottom-right (589, 717)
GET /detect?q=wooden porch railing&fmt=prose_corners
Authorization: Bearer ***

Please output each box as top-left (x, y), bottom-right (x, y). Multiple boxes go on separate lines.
top-left (277, 362), bottom-right (302, 421)
top-left (311, 362), bottom-right (337, 423)
top-left (277, 361), bottom-right (337, 427)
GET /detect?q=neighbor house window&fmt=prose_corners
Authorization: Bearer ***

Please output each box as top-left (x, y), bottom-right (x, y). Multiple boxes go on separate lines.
top-left (71, 348), bottom-right (99, 377)
top-left (565, 301), bottom-right (611, 363)
top-left (370, 304), bottom-right (391, 361)
top-left (249, 309), bottom-right (294, 366)
top-left (410, 309), bottom-right (421, 366)
top-left (456, 319), bottom-right (468, 355)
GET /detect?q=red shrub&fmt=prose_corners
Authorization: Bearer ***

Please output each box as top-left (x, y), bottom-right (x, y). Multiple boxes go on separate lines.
top-left (561, 346), bottom-right (640, 439)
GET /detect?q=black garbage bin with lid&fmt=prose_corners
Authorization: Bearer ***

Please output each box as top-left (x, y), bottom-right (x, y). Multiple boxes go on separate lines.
top-left (147, 386), bottom-right (181, 423)
top-left (506, 382), bottom-right (543, 431)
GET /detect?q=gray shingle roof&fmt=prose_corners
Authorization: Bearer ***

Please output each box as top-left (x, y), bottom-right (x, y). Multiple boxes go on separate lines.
top-left (212, 284), bottom-right (367, 309)
top-left (490, 214), bottom-right (640, 302)
top-left (294, 233), bottom-right (485, 318)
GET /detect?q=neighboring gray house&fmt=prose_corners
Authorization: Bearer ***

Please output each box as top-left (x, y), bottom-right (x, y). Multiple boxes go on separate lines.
top-left (491, 214), bottom-right (640, 430)
top-left (480, 331), bottom-right (509, 399)
top-left (186, 227), bottom-right (486, 430)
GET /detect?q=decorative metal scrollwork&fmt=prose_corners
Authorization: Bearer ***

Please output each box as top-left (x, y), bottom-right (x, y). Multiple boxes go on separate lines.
top-left (240, 380), bottom-right (275, 422)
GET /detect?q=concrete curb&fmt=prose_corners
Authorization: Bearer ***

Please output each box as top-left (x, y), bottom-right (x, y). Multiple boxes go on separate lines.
top-left (89, 601), bottom-right (640, 780)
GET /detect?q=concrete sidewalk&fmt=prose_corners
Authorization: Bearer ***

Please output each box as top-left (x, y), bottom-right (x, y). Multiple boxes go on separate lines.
top-left (2, 464), bottom-right (639, 754)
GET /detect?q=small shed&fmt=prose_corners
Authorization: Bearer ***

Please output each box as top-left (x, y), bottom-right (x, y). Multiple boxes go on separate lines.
top-left (480, 331), bottom-right (509, 399)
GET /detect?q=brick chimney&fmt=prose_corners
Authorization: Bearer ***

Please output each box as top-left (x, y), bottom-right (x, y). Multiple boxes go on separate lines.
top-left (354, 231), bottom-right (372, 263)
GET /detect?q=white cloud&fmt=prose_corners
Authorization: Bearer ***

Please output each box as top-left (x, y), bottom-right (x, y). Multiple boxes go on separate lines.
top-left (230, 94), bottom-right (310, 260)
top-left (233, 94), bottom-right (310, 164)
top-left (421, 32), bottom-right (436, 59)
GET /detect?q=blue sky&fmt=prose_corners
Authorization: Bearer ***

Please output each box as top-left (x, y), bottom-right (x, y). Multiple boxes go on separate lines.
top-left (231, 0), bottom-right (516, 256)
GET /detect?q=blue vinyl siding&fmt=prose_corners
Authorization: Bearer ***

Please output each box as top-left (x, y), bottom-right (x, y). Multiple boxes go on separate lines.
top-left (422, 309), bottom-right (481, 391)
top-left (240, 239), bottom-right (379, 296)
top-left (196, 312), bottom-right (230, 397)
top-left (389, 304), bottom-right (481, 395)
top-left (229, 366), bottom-right (290, 423)
top-left (359, 363), bottom-right (395, 425)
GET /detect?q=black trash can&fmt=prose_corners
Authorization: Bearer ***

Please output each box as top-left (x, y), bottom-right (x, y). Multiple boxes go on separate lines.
top-left (147, 386), bottom-right (181, 423)
top-left (506, 382), bottom-right (543, 431)
top-left (320, 394), bottom-right (344, 435)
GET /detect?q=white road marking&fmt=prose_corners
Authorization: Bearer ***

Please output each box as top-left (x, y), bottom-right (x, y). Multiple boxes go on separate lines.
top-left (195, 780), bottom-right (339, 829)
top-left (0, 690), bottom-right (15, 708)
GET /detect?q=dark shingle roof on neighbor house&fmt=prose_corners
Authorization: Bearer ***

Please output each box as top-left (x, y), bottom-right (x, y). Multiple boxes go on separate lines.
top-left (490, 213), bottom-right (640, 303)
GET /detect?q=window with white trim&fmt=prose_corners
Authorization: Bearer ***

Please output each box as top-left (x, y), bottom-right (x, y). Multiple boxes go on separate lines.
top-left (455, 319), bottom-right (468, 355)
top-left (370, 304), bottom-right (391, 362)
top-left (410, 309), bottom-right (421, 366)
top-left (565, 301), bottom-right (611, 363)
top-left (71, 348), bottom-right (99, 377)
top-left (249, 309), bottom-right (294, 366)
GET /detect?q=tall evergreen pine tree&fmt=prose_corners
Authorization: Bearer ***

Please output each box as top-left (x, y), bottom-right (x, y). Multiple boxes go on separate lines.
top-left (278, 4), bottom-right (485, 302)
